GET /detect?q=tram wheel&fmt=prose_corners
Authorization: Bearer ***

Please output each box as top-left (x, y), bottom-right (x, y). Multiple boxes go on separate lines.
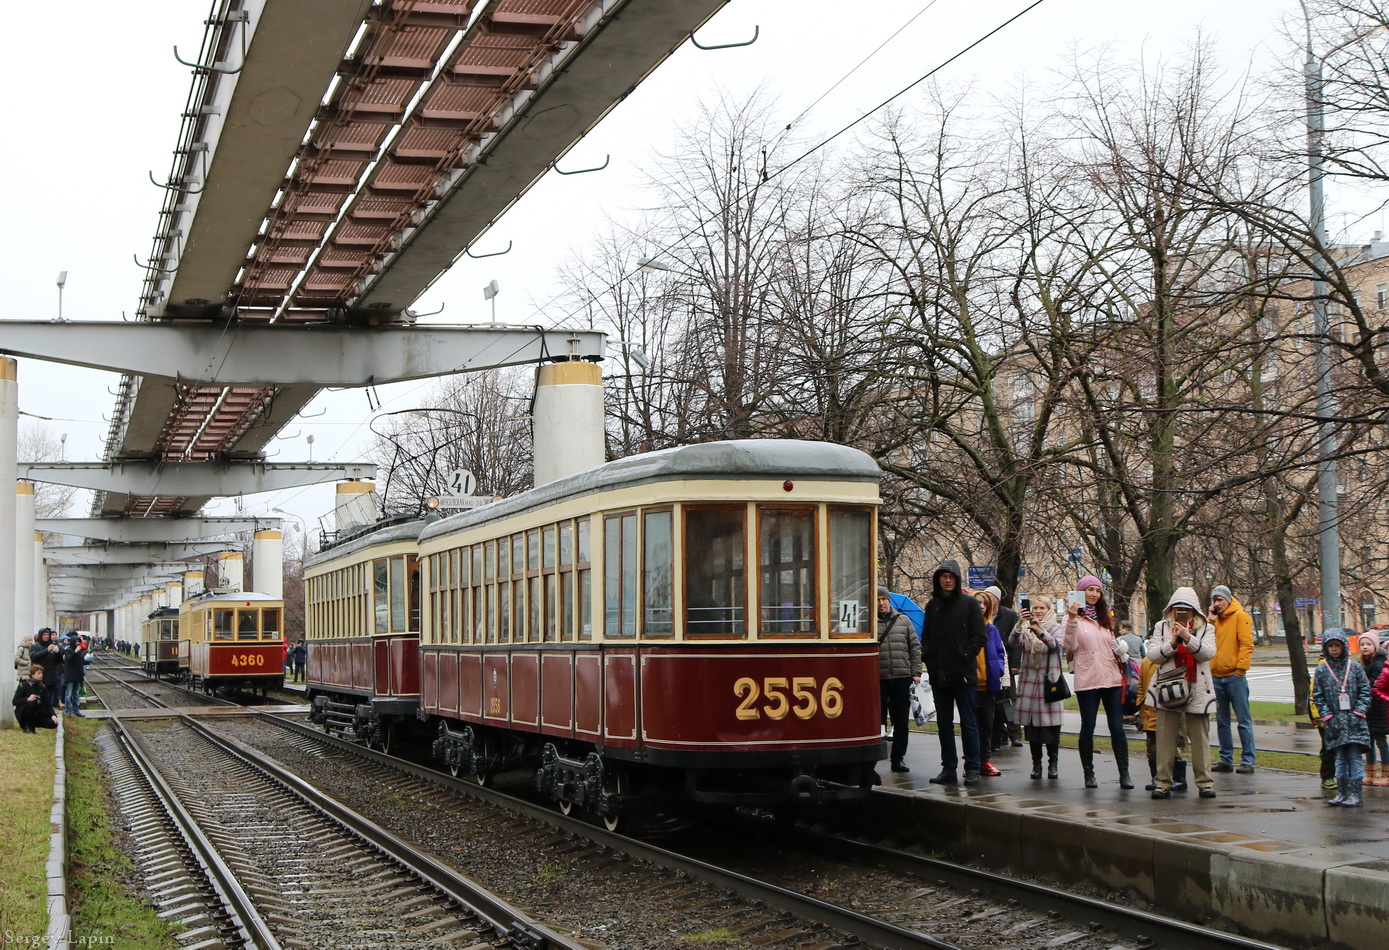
top-left (557, 798), bottom-right (575, 817)
top-left (376, 720), bottom-right (396, 755)
top-left (602, 767), bottom-right (630, 833)
top-left (473, 734), bottom-right (497, 787)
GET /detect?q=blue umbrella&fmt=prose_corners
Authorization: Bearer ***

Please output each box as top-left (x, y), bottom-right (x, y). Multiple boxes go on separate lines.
top-left (889, 591), bottom-right (925, 638)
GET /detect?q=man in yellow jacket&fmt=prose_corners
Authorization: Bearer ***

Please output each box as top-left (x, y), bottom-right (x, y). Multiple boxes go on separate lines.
top-left (1210, 585), bottom-right (1256, 773)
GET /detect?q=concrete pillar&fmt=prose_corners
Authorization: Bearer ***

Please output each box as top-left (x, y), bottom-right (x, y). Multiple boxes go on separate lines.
top-left (184, 570), bottom-right (204, 599)
top-left (34, 532), bottom-right (46, 631)
top-left (140, 593), bottom-right (152, 624)
top-left (219, 551), bottom-right (244, 592)
top-left (0, 358), bottom-right (17, 729)
top-left (253, 530), bottom-right (284, 598)
top-left (532, 361), bottom-right (604, 486)
top-left (335, 480), bottom-right (376, 534)
top-left (167, 581), bottom-right (184, 610)
top-left (15, 482), bottom-right (34, 648)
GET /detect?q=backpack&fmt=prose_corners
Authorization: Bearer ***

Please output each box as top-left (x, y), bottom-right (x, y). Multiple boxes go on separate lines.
top-left (1121, 658), bottom-right (1141, 715)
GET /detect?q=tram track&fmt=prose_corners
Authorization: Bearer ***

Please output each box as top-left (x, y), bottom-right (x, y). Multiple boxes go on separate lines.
top-left (220, 713), bottom-right (1291, 950)
top-left (105, 712), bottom-right (585, 949)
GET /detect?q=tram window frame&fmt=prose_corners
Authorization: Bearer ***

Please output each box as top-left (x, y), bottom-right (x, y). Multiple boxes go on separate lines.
top-left (828, 506), bottom-right (875, 638)
top-left (408, 555), bottom-right (421, 633)
top-left (213, 608), bottom-right (235, 641)
top-left (577, 518), bottom-right (592, 640)
top-left (262, 608), bottom-right (281, 641)
top-left (643, 508), bottom-right (674, 637)
top-left (389, 556), bottom-right (407, 632)
top-left (683, 505), bottom-right (748, 639)
top-left (603, 511), bottom-right (639, 638)
top-left (757, 506), bottom-right (818, 638)
top-left (237, 609), bottom-right (259, 641)
top-left (374, 559), bottom-right (389, 634)
top-left (558, 519), bottom-right (576, 641)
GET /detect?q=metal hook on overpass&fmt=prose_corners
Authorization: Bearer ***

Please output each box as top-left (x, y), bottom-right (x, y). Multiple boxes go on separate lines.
top-left (464, 241), bottom-right (512, 260)
top-left (173, 10), bottom-right (250, 75)
top-left (554, 154), bottom-right (610, 175)
top-left (690, 24), bottom-right (759, 50)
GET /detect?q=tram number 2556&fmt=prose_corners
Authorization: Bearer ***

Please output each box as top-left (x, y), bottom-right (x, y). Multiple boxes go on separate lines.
top-left (733, 676), bottom-right (843, 721)
top-left (230, 654), bottom-right (266, 668)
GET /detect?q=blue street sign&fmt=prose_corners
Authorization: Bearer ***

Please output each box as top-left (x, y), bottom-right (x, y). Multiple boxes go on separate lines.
top-left (1069, 548), bottom-right (1082, 562)
top-left (967, 566), bottom-right (997, 589)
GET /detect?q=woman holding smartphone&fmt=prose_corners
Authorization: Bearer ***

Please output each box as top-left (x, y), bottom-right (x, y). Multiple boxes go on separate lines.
top-left (1065, 575), bottom-right (1133, 789)
top-left (1009, 595), bottom-right (1065, 779)
top-left (1145, 587), bottom-right (1218, 799)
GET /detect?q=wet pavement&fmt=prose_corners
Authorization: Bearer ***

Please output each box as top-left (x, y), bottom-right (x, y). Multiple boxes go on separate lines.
top-left (885, 723), bottom-right (1389, 861)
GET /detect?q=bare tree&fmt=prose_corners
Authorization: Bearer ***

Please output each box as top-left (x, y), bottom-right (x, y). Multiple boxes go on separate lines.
top-left (20, 422), bottom-right (78, 518)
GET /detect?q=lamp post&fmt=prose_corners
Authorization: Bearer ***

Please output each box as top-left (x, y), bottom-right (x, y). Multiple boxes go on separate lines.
top-left (56, 271), bottom-right (67, 320)
top-left (1300, 0), bottom-right (1344, 630)
top-left (270, 508), bottom-right (310, 552)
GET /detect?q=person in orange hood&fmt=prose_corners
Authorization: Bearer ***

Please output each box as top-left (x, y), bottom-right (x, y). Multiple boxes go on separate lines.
top-left (1209, 585), bottom-right (1256, 774)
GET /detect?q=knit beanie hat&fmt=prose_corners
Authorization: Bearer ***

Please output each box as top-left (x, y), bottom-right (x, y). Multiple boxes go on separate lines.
top-left (984, 585), bottom-right (1004, 605)
top-left (1077, 575), bottom-right (1103, 592)
top-left (877, 586), bottom-right (889, 598)
top-left (1211, 585), bottom-right (1233, 602)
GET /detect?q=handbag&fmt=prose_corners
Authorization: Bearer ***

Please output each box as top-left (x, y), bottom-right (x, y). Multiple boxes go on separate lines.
top-left (1043, 650), bottom-right (1071, 702)
top-left (1154, 664), bottom-right (1192, 709)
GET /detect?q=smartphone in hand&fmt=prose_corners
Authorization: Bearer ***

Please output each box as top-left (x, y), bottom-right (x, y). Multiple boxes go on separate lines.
top-left (1020, 597), bottom-right (1032, 612)
top-left (1173, 607), bottom-right (1192, 626)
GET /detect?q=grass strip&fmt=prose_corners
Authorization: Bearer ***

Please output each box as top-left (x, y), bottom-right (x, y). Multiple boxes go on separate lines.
top-left (0, 721), bottom-right (57, 940)
top-left (64, 714), bottom-right (180, 949)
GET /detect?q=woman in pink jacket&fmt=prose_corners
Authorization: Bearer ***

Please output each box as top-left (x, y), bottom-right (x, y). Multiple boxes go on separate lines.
top-left (1065, 574), bottom-right (1132, 790)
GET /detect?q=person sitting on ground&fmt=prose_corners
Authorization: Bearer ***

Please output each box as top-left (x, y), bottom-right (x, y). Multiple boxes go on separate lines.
top-left (12, 665), bottom-right (58, 733)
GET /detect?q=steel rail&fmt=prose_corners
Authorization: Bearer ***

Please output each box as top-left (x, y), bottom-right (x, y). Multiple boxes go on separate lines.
top-left (178, 716), bottom-right (586, 950)
top-left (108, 716), bottom-right (283, 949)
top-left (254, 713), bottom-right (962, 950)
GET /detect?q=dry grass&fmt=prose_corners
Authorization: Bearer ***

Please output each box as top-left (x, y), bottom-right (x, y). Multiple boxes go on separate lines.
top-left (0, 720), bottom-right (58, 940)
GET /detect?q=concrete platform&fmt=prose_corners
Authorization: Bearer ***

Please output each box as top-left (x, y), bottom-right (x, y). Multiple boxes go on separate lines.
top-left (865, 733), bottom-right (1389, 948)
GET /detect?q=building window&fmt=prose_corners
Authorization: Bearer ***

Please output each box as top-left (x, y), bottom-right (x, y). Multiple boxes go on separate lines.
top-left (1377, 284), bottom-right (1387, 310)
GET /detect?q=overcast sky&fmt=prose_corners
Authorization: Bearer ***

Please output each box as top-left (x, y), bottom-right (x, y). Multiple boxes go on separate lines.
top-left (0, 0), bottom-right (1306, 543)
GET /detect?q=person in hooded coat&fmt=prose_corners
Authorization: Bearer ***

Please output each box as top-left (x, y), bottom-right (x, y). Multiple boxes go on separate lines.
top-left (1314, 629), bottom-right (1372, 806)
top-left (920, 559), bottom-right (987, 785)
top-left (1145, 587), bottom-right (1218, 799)
top-left (28, 628), bottom-right (61, 685)
top-left (1358, 632), bottom-right (1388, 786)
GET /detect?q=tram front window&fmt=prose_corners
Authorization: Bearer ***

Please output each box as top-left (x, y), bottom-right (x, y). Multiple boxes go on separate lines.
top-left (759, 509), bottom-right (815, 635)
top-left (237, 611), bottom-right (259, 641)
top-left (829, 508), bottom-right (873, 635)
top-left (214, 609), bottom-right (234, 641)
top-left (684, 507), bottom-right (745, 636)
top-left (262, 608), bottom-right (281, 641)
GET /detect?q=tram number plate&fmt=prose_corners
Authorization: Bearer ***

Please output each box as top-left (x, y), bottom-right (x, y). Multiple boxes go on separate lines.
top-left (733, 676), bottom-right (844, 721)
top-left (230, 654), bottom-right (266, 668)
top-left (837, 600), bottom-right (860, 633)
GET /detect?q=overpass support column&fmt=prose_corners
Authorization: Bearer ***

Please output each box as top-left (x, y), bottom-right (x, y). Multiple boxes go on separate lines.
top-left (0, 359), bottom-right (17, 729)
top-left (253, 530), bottom-right (283, 599)
top-left (533, 361), bottom-right (604, 487)
top-left (167, 581), bottom-right (184, 610)
top-left (335, 480), bottom-right (376, 535)
top-left (35, 533), bottom-right (47, 631)
top-left (15, 482), bottom-right (34, 648)
top-left (219, 551), bottom-right (244, 592)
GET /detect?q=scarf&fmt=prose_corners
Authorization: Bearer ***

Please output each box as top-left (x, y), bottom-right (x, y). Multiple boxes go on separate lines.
top-left (1022, 607), bottom-right (1058, 654)
top-left (1174, 642), bottom-right (1198, 682)
top-left (1081, 604), bottom-right (1099, 623)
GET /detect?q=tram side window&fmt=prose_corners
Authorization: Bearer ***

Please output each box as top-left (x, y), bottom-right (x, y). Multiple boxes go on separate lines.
top-left (237, 610), bottom-right (258, 641)
top-left (262, 609), bottom-right (281, 641)
top-left (829, 508), bottom-right (873, 635)
top-left (603, 512), bottom-right (638, 637)
top-left (390, 556), bottom-right (407, 632)
top-left (577, 519), bottom-right (592, 639)
top-left (408, 556), bottom-right (420, 633)
top-left (685, 507), bottom-right (746, 637)
top-left (643, 510), bottom-right (673, 636)
top-left (214, 609), bottom-right (235, 641)
top-left (759, 508), bottom-right (816, 636)
top-left (374, 559), bottom-right (389, 633)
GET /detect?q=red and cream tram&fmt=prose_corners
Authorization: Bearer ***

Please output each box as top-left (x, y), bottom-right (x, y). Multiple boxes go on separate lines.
top-left (418, 439), bottom-right (883, 826)
top-left (140, 606), bottom-right (181, 678)
top-left (177, 589), bottom-right (286, 695)
top-left (303, 519), bottom-right (423, 749)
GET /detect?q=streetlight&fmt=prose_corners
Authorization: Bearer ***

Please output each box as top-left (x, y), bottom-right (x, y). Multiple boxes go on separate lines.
top-left (1299, 0), bottom-right (1344, 629)
top-left (483, 279), bottom-right (500, 321)
top-left (270, 507), bottom-right (312, 553)
top-left (637, 256), bottom-right (697, 278)
top-left (56, 271), bottom-right (67, 320)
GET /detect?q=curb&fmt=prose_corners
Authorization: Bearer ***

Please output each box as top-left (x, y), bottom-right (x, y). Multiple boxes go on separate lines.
top-left (46, 716), bottom-right (70, 950)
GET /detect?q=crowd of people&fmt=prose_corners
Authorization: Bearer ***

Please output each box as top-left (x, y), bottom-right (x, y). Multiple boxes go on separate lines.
top-left (877, 564), bottom-right (1285, 802)
top-left (10, 628), bottom-right (91, 732)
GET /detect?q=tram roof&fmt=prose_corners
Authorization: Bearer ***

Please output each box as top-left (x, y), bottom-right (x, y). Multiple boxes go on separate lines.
top-left (306, 518), bottom-right (427, 570)
top-left (419, 439), bottom-right (879, 545)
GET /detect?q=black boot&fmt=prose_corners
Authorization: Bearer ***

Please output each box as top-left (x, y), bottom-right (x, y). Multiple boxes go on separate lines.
top-left (1080, 747), bottom-right (1097, 788)
top-left (1030, 754), bottom-right (1042, 780)
top-left (1145, 757), bottom-right (1157, 791)
top-left (1047, 746), bottom-right (1059, 779)
top-left (1116, 747), bottom-right (1134, 789)
top-left (1172, 758), bottom-right (1188, 792)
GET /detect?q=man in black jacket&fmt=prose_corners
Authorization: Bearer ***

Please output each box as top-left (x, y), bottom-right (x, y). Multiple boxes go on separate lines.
top-left (921, 559), bottom-right (987, 785)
